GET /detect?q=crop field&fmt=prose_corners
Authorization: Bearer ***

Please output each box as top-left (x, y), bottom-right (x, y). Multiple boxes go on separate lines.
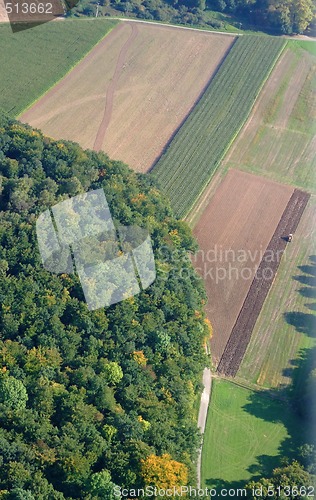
top-left (151, 35), bottom-right (286, 218)
top-left (237, 196), bottom-right (316, 389)
top-left (20, 22), bottom-right (234, 173)
top-left (201, 379), bottom-right (308, 489)
top-left (0, 19), bottom-right (117, 117)
top-left (224, 45), bottom-right (316, 193)
top-left (192, 169), bottom-right (293, 366)
top-left (218, 189), bottom-right (310, 377)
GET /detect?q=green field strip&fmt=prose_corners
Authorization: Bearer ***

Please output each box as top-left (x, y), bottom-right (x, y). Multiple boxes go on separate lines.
top-left (151, 35), bottom-right (286, 219)
top-left (0, 18), bottom-right (117, 117)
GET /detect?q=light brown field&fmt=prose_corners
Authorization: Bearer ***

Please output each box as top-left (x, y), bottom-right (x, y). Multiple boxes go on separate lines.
top-left (192, 169), bottom-right (293, 366)
top-left (20, 21), bottom-right (234, 172)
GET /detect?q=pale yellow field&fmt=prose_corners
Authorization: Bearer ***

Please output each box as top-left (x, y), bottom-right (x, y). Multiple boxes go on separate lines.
top-left (20, 21), bottom-right (234, 172)
top-left (0, 0), bottom-right (9, 22)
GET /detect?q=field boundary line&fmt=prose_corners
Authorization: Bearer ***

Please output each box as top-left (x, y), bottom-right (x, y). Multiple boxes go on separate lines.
top-left (148, 36), bottom-right (238, 173)
top-left (107, 17), bottom-right (240, 37)
top-left (185, 40), bottom-right (288, 222)
top-left (18, 19), bottom-right (119, 119)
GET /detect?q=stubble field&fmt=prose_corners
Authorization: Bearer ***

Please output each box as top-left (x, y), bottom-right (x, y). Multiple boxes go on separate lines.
top-left (20, 21), bottom-right (234, 172)
top-left (224, 45), bottom-right (316, 193)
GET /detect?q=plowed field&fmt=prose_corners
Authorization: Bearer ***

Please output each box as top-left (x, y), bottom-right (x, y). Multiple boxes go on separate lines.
top-left (218, 188), bottom-right (311, 377)
top-left (192, 169), bottom-right (293, 366)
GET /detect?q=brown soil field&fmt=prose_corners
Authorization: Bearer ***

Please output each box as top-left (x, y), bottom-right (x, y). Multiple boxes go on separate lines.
top-left (20, 21), bottom-right (234, 172)
top-left (217, 188), bottom-right (310, 377)
top-left (192, 169), bottom-right (293, 366)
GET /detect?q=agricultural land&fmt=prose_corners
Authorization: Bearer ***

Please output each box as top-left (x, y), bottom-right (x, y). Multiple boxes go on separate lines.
top-left (0, 19), bottom-right (117, 117)
top-left (224, 44), bottom-right (316, 193)
top-left (0, 16), bottom-right (315, 497)
top-left (20, 21), bottom-right (234, 172)
top-left (237, 196), bottom-right (316, 390)
top-left (192, 169), bottom-right (293, 366)
top-left (196, 40), bottom-right (316, 489)
top-left (218, 188), bottom-right (311, 377)
top-left (201, 379), bottom-right (310, 489)
top-left (152, 35), bottom-right (286, 218)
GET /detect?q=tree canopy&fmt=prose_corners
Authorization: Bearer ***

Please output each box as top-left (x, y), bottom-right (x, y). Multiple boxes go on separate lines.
top-left (0, 116), bottom-right (209, 498)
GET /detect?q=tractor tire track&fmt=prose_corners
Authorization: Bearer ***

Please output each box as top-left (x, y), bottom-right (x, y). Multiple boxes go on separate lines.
top-left (93, 23), bottom-right (138, 151)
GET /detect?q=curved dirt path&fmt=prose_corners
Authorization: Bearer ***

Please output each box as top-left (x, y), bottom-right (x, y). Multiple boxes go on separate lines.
top-left (93, 22), bottom-right (138, 151)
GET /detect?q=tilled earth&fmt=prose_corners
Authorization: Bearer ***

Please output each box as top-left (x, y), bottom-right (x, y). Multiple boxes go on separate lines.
top-left (217, 188), bottom-right (311, 377)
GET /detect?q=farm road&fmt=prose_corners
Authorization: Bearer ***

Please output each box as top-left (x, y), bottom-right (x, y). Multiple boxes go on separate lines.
top-left (197, 367), bottom-right (212, 488)
top-left (93, 22), bottom-right (138, 151)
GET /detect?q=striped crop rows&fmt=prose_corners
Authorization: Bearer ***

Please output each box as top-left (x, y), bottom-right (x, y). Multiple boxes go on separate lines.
top-left (151, 35), bottom-right (286, 219)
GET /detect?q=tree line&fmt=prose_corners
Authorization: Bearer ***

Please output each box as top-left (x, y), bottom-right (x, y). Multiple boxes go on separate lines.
top-left (71, 0), bottom-right (315, 35)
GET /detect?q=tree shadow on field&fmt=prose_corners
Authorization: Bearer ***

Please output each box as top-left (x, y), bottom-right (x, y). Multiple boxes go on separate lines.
top-left (283, 312), bottom-right (316, 337)
top-left (300, 287), bottom-right (316, 299)
top-left (306, 302), bottom-right (316, 312)
top-left (205, 477), bottom-right (248, 493)
top-left (287, 258), bottom-right (316, 337)
top-left (239, 256), bottom-right (316, 482)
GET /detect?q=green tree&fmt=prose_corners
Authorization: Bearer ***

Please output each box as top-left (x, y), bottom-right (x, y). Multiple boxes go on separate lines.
top-left (0, 376), bottom-right (28, 411)
top-left (88, 470), bottom-right (121, 499)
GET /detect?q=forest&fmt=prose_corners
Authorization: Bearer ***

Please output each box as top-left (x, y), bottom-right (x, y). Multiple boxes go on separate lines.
top-left (70, 0), bottom-right (315, 35)
top-left (0, 116), bottom-right (210, 498)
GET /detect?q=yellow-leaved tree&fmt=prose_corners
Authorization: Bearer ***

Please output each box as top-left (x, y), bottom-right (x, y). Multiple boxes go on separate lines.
top-left (140, 453), bottom-right (188, 491)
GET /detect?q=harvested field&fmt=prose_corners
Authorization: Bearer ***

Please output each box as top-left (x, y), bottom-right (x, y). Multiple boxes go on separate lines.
top-left (20, 21), bottom-right (234, 173)
top-left (192, 169), bottom-right (293, 366)
top-left (217, 189), bottom-right (311, 377)
top-left (224, 45), bottom-right (316, 193)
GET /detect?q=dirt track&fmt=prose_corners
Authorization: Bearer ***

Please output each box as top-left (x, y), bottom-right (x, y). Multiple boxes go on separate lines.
top-left (217, 188), bottom-right (311, 377)
top-left (93, 23), bottom-right (138, 150)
